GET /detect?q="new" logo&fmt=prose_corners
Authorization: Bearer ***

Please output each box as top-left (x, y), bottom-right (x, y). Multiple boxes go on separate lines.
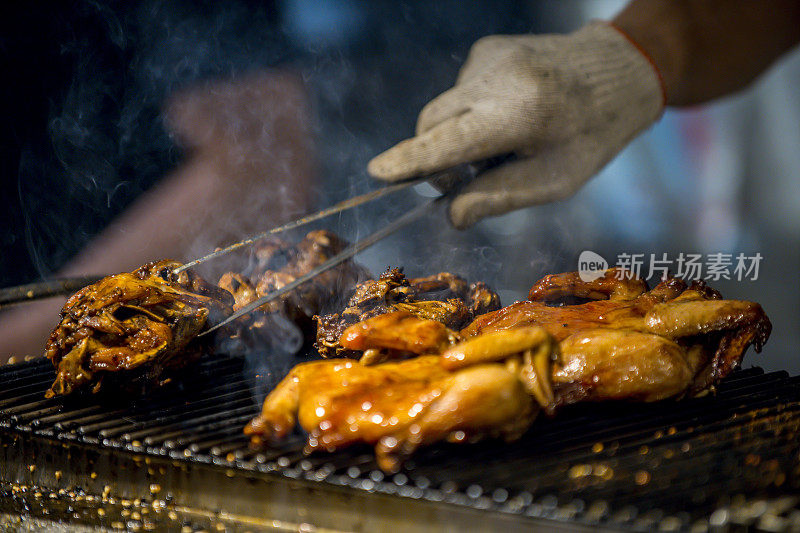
top-left (578, 250), bottom-right (608, 282)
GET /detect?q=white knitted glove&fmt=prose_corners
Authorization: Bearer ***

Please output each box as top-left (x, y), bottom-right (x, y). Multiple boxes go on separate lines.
top-left (368, 21), bottom-right (664, 229)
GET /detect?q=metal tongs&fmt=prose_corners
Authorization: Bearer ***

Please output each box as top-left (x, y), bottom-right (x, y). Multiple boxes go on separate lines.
top-left (0, 157), bottom-right (505, 326)
top-left (198, 159), bottom-right (502, 335)
top-left (0, 276), bottom-right (105, 309)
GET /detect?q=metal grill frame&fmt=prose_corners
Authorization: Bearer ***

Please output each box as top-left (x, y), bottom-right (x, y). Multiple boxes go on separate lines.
top-left (1, 354), bottom-right (799, 531)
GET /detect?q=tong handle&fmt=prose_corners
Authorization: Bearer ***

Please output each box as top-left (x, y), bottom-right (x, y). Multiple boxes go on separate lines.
top-left (430, 154), bottom-right (517, 194)
top-left (0, 276), bottom-right (104, 309)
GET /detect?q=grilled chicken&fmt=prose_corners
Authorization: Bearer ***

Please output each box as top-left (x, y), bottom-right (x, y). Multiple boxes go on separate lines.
top-left (45, 230), bottom-right (369, 397)
top-left (463, 268), bottom-right (772, 402)
top-left (249, 268), bottom-right (770, 470)
top-left (339, 310), bottom-right (460, 364)
top-left (245, 355), bottom-right (538, 472)
top-left (45, 260), bottom-right (233, 397)
top-left (217, 272), bottom-right (257, 311)
top-left (315, 268), bottom-right (500, 359)
top-left (219, 230), bottom-right (369, 345)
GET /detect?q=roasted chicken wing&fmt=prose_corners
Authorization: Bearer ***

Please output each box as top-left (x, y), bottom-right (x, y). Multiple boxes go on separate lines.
top-left (339, 310), bottom-right (460, 364)
top-left (45, 260), bottom-right (233, 397)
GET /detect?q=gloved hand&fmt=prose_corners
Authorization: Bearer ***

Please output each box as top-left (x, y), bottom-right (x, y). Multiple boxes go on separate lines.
top-left (368, 21), bottom-right (665, 229)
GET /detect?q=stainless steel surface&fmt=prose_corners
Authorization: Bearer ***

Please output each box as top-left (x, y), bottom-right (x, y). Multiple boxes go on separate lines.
top-left (1, 354), bottom-right (799, 531)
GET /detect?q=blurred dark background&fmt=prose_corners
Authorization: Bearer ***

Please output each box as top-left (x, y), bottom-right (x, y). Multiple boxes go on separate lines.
top-left (1, 1), bottom-right (798, 370)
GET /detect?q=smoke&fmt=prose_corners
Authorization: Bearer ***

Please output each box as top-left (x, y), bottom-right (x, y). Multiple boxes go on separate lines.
top-left (216, 312), bottom-right (304, 402)
top-left (11, 1), bottom-right (302, 281)
top-left (12, 2), bottom-right (544, 284)
top-left (11, 2), bottom-right (577, 360)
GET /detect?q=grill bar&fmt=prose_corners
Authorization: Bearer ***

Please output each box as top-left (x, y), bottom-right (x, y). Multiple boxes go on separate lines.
top-left (1, 354), bottom-right (799, 531)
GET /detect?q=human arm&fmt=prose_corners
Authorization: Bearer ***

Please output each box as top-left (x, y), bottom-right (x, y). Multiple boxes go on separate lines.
top-left (614, 0), bottom-right (800, 106)
top-left (368, 0), bottom-right (800, 228)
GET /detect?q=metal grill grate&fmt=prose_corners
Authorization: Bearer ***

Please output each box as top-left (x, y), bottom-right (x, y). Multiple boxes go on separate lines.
top-left (1, 354), bottom-right (800, 531)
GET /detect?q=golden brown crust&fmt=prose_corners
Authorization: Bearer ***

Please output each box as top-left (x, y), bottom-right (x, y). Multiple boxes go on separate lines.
top-left (246, 268), bottom-right (771, 471)
top-left (44, 260), bottom-right (232, 397)
top-left (466, 268), bottom-right (771, 402)
top-left (340, 310), bottom-right (454, 357)
top-left (314, 268), bottom-right (501, 359)
top-left (244, 356), bottom-right (537, 472)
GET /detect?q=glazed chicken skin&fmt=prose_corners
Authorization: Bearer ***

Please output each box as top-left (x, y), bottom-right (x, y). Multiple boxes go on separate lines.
top-left (45, 260), bottom-right (233, 397)
top-left (248, 268), bottom-right (771, 471)
top-left (245, 355), bottom-right (539, 472)
top-left (338, 310), bottom-right (460, 365)
top-left (463, 268), bottom-right (771, 402)
top-left (315, 267), bottom-right (500, 359)
top-left (44, 231), bottom-right (367, 396)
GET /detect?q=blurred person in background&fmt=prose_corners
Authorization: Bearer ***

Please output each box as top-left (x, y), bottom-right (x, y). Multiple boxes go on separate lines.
top-left (0, 1), bottom-right (315, 359)
top-left (1, 1), bottom-right (799, 372)
top-left (0, 0), bottom-right (531, 360)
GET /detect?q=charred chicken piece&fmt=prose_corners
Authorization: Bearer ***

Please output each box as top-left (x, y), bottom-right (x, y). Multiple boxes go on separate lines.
top-left (410, 272), bottom-right (501, 317)
top-left (315, 268), bottom-right (500, 359)
top-left (463, 268), bottom-right (771, 401)
top-left (245, 355), bottom-right (539, 472)
top-left (217, 272), bottom-right (256, 311)
top-left (218, 230), bottom-right (370, 345)
top-left (44, 260), bottom-right (233, 397)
